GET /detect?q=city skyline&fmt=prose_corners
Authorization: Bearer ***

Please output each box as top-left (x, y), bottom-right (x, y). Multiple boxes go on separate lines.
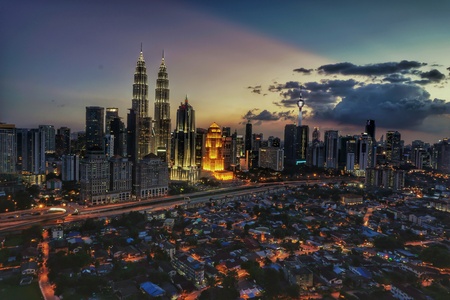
top-left (1, 0), bottom-right (450, 144)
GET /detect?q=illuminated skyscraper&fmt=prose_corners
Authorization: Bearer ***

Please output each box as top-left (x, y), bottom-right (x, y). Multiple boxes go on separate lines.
top-left (203, 123), bottom-right (224, 172)
top-left (131, 47), bottom-right (152, 159)
top-left (105, 107), bottom-right (119, 134)
top-left (171, 97), bottom-right (198, 182)
top-left (154, 52), bottom-right (171, 162)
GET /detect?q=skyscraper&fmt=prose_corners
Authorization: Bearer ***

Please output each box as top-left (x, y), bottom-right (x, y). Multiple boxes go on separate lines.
top-left (284, 124), bottom-right (297, 167)
top-left (365, 120), bottom-right (376, 142)
top-left (171, 97), bottom-right (197, 182)
top-left (85, 106), bottom-right (104, 152)
top-left (386, 130), bottom-right (402, 163)
top-left (324, 130), bottom-right (339, 169)
top-left (296, 125), bottom-right (309, 164)
top-left (131, 47), bottom-right (152, 159)
top-left (203, 123), bottom-right (224, 172)
top-left (0, 123), bottom-right (17, 174)
top-left (154, 52), bottom-right (171, 162)
top-left (105, 107), bottom-right (119, 134)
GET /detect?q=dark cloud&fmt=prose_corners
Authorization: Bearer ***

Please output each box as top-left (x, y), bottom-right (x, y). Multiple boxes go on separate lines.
top-left (383, 74), bottom-right (411, 83)
top-left (312, 83), bottom-right (450, 129)
top-left (420, 69), bottom-right (445, 82)
top-left (317, 60), bottom-right (425, 76)
top-left (293, 67), bottom-right (313, 74)
top-left (241, 109), bottom-right (296, 125)
top-left (268, 81), bottom-right (302, 92)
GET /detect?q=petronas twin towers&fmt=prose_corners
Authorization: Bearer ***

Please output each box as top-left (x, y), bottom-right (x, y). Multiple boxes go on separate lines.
top-left (131, 47), bottom-right (171, 162)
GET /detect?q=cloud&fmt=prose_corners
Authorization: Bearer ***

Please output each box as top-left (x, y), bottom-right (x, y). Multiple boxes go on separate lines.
top-left (241, 109), bottom-right (296, 125)
top-left (383, 74), bottom-right (411, 83)
top-left (312, 83), bottom-right (450, 129)
top-left (317, 60), bottom-right (425, 76)
top-left (420, 69), bottom-right (445, 82)
top-left (247, 85), bottom-right (262, 94)
top-left (293, 67), bottom-right (313, 74)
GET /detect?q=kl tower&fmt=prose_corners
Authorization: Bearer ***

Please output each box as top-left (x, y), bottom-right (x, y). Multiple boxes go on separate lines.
top-left (297, 93), bottom-right (305, 126)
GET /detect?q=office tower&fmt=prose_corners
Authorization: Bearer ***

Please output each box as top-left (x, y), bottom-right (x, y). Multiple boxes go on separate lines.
top-left (252, 133), bottom-right (263, 168)
top-left (358, 133), bottom-right (372, 172)
top-left (105, 107), bottom-right (119, 134)
top-left (346, 139), bottom-right (356, 171)
top-left (195, 128), bottom-right (207, 169)
top-left (16, 128), bottom-right (29, 173)
top-left (365, 120), bottom-right (376, 142)
top-left (433, 138), bottom-right (450, 173)
top-left (339, 135), bottom-right (354, 170)
top-left (61, 154), bottom-right (80, 181)
top-left (104, 134), bottom-right (114, 158)
top-left (154, 53), bottom-right (171, 162)
top-left (171, 97), bottom-right (198, 181)
top-left (259, 147), bottom-right (284, 171)
top-left (109, 156), bottom-right (132, 202)
top-left (284, 124), bottom-right (297, 167)
top-left (127, 109), bottom-right (138, 163)
top-left (245, 121), bottom-right (252, 152)
top-left (136, 153), bottom-right (169, 200)
top-left (85, 106), bottom-right (105, 152)
top-left (312, 127), bottom-right (320, 143)
top-left (203, 123), bottom-right (224, 172)
top-left (80, 150), bottom-right (110, 205)
top-left (223, 135), bottom-right (234, 170)
top-left (0, 123), bottom-right (17, 174)
top-left (110, 117), bottom-right (127, 157)
top-left (38, 125), bottom-right (56, 154)
top-left (386, 130), bottom-right (402, 163)
top-left (56, 126), bottom-right (71, 156)
top-left (324, 130), bottom-right (339, 169)
top-left (29, 128), bottom-right (46, 174)
top-left (131, 47), bottom-right (152, 159)
top-left (296, 125), bottom-right (309, 164)
top-left (222, 127), bottom-right (231, 137)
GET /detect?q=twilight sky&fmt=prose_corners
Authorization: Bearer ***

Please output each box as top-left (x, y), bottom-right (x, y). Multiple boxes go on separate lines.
top-left (1, 0), bottom-right (449, 144)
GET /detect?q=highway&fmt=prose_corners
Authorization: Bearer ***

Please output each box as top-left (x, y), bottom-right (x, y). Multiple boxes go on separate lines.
top-left (0, 182), bottom-right (289, 233)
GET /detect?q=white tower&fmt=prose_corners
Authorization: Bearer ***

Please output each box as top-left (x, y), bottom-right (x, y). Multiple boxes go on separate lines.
top-left (297, 94), bottom-right (305, 127)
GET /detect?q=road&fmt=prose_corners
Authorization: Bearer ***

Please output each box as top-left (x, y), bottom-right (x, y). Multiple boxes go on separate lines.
top-left (39, 230), bottom-right (56, 300)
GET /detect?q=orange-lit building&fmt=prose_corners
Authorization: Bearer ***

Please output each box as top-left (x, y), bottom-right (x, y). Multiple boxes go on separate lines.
top-left (202, 123), bottom-right (233, 180)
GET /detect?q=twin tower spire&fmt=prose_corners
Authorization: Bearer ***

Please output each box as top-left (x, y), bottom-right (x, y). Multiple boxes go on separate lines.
top-left (131, 45), bottom-right (171, 162)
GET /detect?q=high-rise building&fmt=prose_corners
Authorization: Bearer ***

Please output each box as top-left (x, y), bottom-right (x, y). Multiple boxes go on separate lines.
top-left (324, 130), bottom-right (339, 169)
top-left (61, 154), bottom-right (80, 182)
top-left (0, 123), bottom-right (17, 174)
top-left (284, 124), bottom-right (297, 167)
top-left (105, 108), bottom-right (119, 134)
top-left (346, 139), bottom-right (357, 171)
top-left (109, 155), bottom-right (132, 202)
top-left (259, 147), bottom-right (284, 171)
top-left (38, 125), bottom-right (56, 154)
top-left (80, 150), bottom-right (110, 205)
top-left (56, 126), bottom-right (71, 156)
top-left (154, 53), bottom-right (171, 162)
top-left (358, 133), bottom-right (372, 172)
top-left (386, 130), bottom-right (402, 163)
top-left (131, 48), bottom-right (152, 159)
top-left (203, 123), bottom-right (224, 172)
top-left (171, 97), bottom-right (198, 182)
top-left (85, 106), bottom-right (104, 152)
top-left (433, 138), bottom-right (450, 173)
top-left (312, 127), bottom-right (320, 143)
top-left (365, 120), bottom-right (376, 142)
top-left (110, 117), bottom-right (127, 157)
top-left (136, 153), bottom-right (169, 200)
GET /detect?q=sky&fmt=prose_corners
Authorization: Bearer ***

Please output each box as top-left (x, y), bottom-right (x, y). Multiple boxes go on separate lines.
top-left (1, 0), bottom-right (449, 145)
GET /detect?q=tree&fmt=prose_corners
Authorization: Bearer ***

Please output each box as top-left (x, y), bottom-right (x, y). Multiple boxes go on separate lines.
top-left (419, 244), bottom-right (450, 268)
